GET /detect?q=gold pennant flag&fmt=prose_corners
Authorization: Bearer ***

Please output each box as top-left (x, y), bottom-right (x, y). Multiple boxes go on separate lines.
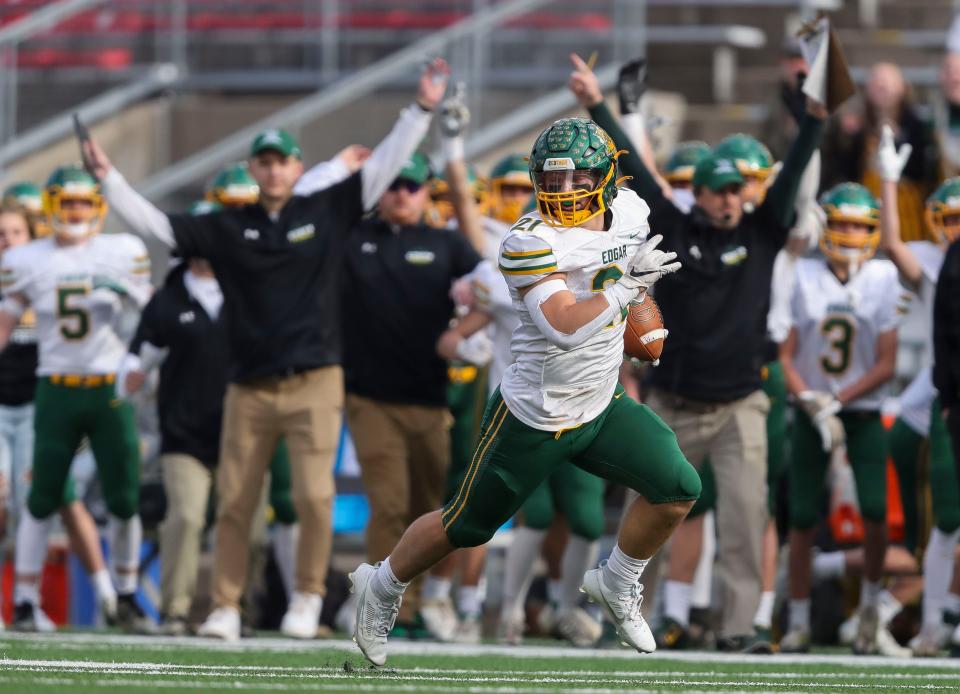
top-left (797, 16), bottom-right (856, 113)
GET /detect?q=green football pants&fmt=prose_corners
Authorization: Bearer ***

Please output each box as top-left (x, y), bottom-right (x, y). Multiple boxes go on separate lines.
top-left (442, 385), bottom-right (701, 548)
top-left (890, 399), bottom-right (960, 553)
top-left (29, 378), bottom-right (140, 520)
top-left (789, 409), bottom-right (887, 530)
top-left (445, 362), bottom-right (488, 499)
top-left (521, 462), bottom-right (606, 541)
top-left (268, 437), bottom-right (297, 525)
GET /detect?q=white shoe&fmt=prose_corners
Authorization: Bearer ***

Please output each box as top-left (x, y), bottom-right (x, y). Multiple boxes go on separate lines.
top-left (420, 596), bottom-right (458, 642)
top-left (581, 564), bottom-right (655, 653)
top-left (839, 612), bottom-right (858, 646)
top-left (33, 605), bottom-right (57, 633)
top-left (555, 607), bottom-right (602, 647)
top-left (537, 603), bottom-right (557, 636)
top-left (97, 590), bottom-right (118, 624)
top-left (779, 627), bottom-right (811, 653)
top-left (349, 563), bottom-right (400, 667)
top-left (334, 594), bottom-right (357, 635)
top-left (453, 614), bottom-right (482, 644)
top-left (852, 605), bottom-right (879, 655)
top-left (281, 591), bottom-right (322, 639)
top-left (197, 606), bottom-right (241, 641)
top-left (497, 610), bottom-right (524, 645)
top-left (877, 626), bottom-right (911, 658)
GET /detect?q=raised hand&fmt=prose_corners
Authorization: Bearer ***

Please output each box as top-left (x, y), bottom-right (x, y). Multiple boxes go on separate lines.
top-left (876, 124), bottom-right (912, 183)
top-left (336, 144), bottom-right (372, 173)
top-left (417, 57), bottom-right (451, 111)
top-left (624, 234), bottom-right (682, 289)
top-left (80, 136), bottom-right (112, 180)
top-left (439, 82), bottom-right (470, 138)
top-left (568, 53), bottom-right (604, 108)
top-left (617, 58), bottom-right (647, 115)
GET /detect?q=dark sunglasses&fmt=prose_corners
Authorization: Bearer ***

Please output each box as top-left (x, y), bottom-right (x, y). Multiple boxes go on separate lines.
top-left (388, 179), bottom-right (423, 194)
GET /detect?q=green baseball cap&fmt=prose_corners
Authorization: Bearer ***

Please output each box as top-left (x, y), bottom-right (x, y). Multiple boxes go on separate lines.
top-left (250, 128), bottom-right (302, 159)
top-left (393, 152), bottom-right (433, 186)
top-left (692, 155), bottom-right (744, 191)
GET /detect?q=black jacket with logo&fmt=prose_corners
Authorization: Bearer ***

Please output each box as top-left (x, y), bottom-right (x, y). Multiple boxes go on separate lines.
top-left (589, 104), bottom-right (825, 402)
top-left (129, 264), bottom-right (229, 466)
top-left (934, 239), bottom-right (960, 409)
top-left (341, 218), bottom-right (481, 407)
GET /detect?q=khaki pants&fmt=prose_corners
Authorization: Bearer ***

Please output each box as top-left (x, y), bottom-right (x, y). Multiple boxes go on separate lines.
top-left (162, 454), bottom-right (272, 620)
top-left (646, 388), bottom-right (770, 639)
top-left (346, 394), bottom-right (451, 616)
top-left (212, 366), bottom-right (343, 609)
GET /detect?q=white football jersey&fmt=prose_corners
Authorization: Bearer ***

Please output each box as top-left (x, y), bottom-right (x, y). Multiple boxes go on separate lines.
top-left (470, 259), bottom-right (519, 394)
top-left (789, 258), bottom-right (901, 411)
top-left (1, 234), bottom-right (151, 376)
top-left (497, 188), bottom-right (650, 431)
top-left (482, 216), bottom-right (511, 264)
top-left (895, 241), bottom-right (945, 435)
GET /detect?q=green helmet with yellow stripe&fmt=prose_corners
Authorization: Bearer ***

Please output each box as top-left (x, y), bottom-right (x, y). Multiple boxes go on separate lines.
top-left (926, 176), bottom-right (960, 245)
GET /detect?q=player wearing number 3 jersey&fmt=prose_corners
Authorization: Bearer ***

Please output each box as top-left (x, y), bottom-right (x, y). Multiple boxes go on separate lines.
top-left (778, 182), bottom-right (901, 655)
top-left (348, 117), bottom-right (702, 667)
top-left (0, 166), bottom-right (153, 630)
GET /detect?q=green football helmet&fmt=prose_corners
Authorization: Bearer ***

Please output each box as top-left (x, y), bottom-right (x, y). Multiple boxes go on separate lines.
top-left (188, 199), bottom-right (223, 216)
top-left (818, 183), bottom-right (880, 266)
top-left (43, 165), bottom-right (107, 241)
top-left (207, 163), bottom-right (259, 207)
top-left (713, 134), bottom-right (774, 181)
top-left (926, 177), bottom-right (960, 245)
top-left (3, 180), bottom-right (50, 237)
top-left (529, 118), bottom-right (622, 227)
top-left (489, 154), bottom-right (533, 224)
top-left (663, 141), bottom-right (711, 186)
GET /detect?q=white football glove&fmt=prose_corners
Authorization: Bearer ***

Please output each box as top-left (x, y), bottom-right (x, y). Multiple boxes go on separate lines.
top-left (877, 124), bottom-right (912, 183)
top-left (455, 330), bottom-right (493, 367)
top-left (604, 234), bottom-right (681, 310)
top-left (439, 82), bottom-right (470, 138)
top-left (798, 390), bottom-right (845, 452)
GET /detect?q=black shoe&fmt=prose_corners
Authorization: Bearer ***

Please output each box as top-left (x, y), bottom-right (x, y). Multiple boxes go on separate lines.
top-left (743, 627), bottom-right (775, 654)
top-left (114, 594), bottom-right (157, 635)
top-left (12, 602), bottom-right (40, 631)
top-left (654, 617), bottom-right (689, 650)
top-left (158, 616), bottom-right (189, 637)
top-left (717, 632), bottom-right (773, 654)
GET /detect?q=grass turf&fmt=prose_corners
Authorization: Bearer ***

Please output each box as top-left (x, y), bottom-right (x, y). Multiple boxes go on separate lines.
top-left (2, 632), bottom-right (960, 693)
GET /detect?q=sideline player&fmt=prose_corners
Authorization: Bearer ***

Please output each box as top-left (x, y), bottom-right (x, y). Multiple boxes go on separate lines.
top-left (349, 117), bottom-right (701, 666)
top-left (779, 182), bottom-right (901, 654)
top-left (0, 166), bottom-right (154, 632)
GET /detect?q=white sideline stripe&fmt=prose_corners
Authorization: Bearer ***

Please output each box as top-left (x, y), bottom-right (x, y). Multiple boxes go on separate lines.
top-left (4, 659), bottom-right (960, 683)
top-left (4, 631), bottom-right (960, 670)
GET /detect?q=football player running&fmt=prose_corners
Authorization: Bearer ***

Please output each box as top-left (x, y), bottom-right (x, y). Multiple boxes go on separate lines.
top-left (779, 181), bottom-right (901, 655)
top-left (876, 125), bottom-right (960, 656)
top-left (0, 166), bottom-right (154, 633)
top-left (349, 116), bottom-right (701, 666)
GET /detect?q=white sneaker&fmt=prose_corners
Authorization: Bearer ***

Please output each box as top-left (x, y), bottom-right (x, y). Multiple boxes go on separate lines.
top-left (454, 614), bottom-right (482, 644)
top-left (281, 591), bottom-right (322, 639)
top-left (197, 606), bottom-right (241, 641)
top-left (33, 605), bottom-right (57, 633)
top-left (537, 603), bottom-right (557, 636)
top-left (839, 612), bottom-right (858, 646)
top-left (349, 563), bottom-right (400, 667)
top-left (581, 564), bottom-right (655, 653)
top-left (555, 607), bottom-right (603, 647)
top-left (877, 626), bottom-right (911, 658)
top-left (852, 605), bottom-right (879, 655)
top-left (779, 627), bottom-right (811, 653)
top-left (497, 610), bottom-right (524, 645)
top-left (420, 596), bottom-right (458, 642)
top-left (334, 594), bottom-right (357, 635)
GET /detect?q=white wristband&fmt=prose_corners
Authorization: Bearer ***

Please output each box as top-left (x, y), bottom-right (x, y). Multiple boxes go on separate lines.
top-left (603, 280), bottom-right (641, 312)
top-left (443, 135), bottom-right (466, 164)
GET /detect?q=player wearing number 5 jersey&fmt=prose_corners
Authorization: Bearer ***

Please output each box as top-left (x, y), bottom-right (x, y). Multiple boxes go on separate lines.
top-left (779, 182), bottom-right (901, 655)
top-left (349, 117), bottom-right (702, 667)
top-left (0, 166), bottom-right (154, 631)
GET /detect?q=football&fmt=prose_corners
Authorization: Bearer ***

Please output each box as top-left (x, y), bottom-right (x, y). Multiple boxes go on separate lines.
top-left (623, 294), bottom-right (667, 363)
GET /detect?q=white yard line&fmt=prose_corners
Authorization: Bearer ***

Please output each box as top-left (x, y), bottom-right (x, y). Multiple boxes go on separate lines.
top-left (3, 631), bottom-right (960, 671)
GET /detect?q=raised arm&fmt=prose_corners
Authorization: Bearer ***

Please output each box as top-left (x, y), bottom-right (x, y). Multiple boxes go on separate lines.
top-left (83, 138), bottom-right (176, 248)
top-left (437, 84), bottom-right (485, 254)
top-left (876, 124), bottom-right (923, 288)
top-left (356, 58), bottom-right (448, 210)
top-left (293, 144), bottom-right (371, 197)
top-left (566, 54), bottom-right (668, 204)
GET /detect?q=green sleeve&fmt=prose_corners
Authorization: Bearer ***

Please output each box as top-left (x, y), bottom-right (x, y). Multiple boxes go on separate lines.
top-left (587, 101), bottom-right (665, 205)
top-left (762, 114), bottom-right (826, 229)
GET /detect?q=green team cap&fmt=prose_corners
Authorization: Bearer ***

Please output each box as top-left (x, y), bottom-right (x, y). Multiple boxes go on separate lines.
top-left (692, 155), bottom-right (744, 191)
top-left (394, 152), bottom-right (432, 186)
top-left (250, 128), bottom-right (302, 159)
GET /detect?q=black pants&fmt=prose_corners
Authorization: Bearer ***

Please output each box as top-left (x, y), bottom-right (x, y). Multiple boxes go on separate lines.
top-left (949, 407), bottom-right (960, 496)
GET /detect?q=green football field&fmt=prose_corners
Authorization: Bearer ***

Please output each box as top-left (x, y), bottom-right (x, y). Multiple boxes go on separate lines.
top-left (2, 631), bottom-right (960, 693)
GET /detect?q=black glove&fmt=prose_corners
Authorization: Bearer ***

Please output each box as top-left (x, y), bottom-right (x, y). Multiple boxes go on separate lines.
top-left (617, 58), bottom-right (647, 115)
top-left (781, 71), bottom-right (807, 125)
